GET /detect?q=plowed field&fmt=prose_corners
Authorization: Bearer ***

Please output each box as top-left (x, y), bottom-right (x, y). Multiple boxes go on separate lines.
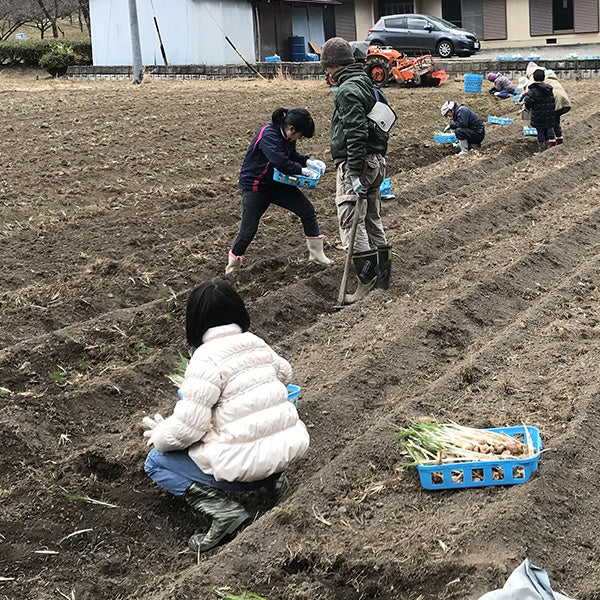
top-left (1, 74), bottom-right (598, 600)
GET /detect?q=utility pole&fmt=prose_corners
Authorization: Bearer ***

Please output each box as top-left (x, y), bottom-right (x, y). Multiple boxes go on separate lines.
top-left (128, 0), bottom-right (143, 84)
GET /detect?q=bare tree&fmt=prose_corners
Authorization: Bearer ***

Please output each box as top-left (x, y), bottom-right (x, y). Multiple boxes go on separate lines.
top-left (0, 0), bottom-right (84, 40)
top-left (0, 0), bottom-right (29, 41)
top-left (78, 0), bottom-right (89, 34)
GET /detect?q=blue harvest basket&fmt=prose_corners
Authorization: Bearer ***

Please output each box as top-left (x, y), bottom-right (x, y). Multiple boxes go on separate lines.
top-left (417, 425), bottom-right (542, 491)
top-left (523, 126), bottom-right (538, 136)
top-left (434, 132), bottom-right (457, 144)
top-left (487, 116), bottom-right (514, 125)
top-left (274, 168), bottom-right (320, 189)
top-left (286, 384), bottom-right (300, 407)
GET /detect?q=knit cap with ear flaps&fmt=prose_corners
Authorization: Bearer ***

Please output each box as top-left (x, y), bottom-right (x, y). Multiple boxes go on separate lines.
top-left (320, 37), bottom-right (355, 67)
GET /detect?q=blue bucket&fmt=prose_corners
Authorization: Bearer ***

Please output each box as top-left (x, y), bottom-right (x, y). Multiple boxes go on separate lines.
top-left (287, 384), bottom-right (300, 407)
top-left (289, 36), bottom-right (306, 62)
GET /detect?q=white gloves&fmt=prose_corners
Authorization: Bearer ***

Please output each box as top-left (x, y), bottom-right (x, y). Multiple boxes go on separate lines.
top-left (350, 175), bottom-right (367, 197)
top-left (301, 167), bottom-right (319, 178)
top-left (142, 413), bottom-right (164, 446)
top-left (306, 158), bottom-right (326, 174)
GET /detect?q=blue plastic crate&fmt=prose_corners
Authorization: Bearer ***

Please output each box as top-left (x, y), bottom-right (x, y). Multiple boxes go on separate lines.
top-left (434, 132), bottom-right (457, 144)
top-left (286, 384), bottom-right (300, 407)
top-left (487, 116), bottom-right (514, 125)
top-left (523, 126), bottom-right (538, 136)
top-left (274, 168), bottom-right (320, 189)
top-left (463, 73), bottom-right (483, 93)
top-left (380, 178), bottom-right (391, 195)
top-left (417, 425), bottom-right (542, 490)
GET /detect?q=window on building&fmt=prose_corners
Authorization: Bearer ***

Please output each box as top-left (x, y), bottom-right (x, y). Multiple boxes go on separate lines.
top-left (553, 0), bottom-right (574, 30)
top-left (442, 0), bottom-right (462, 27)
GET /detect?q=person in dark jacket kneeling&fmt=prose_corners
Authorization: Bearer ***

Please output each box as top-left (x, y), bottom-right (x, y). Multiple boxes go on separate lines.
top-left (441, 101), bottom-right (485, 155)
top-left (523, 68), bottom-right (556, 151)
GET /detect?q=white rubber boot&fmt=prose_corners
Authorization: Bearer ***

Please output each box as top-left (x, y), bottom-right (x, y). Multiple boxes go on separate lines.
top-left (306, 236), bottom-right (333, 266)
top-left (457, 139), bottom-right (470, 155)
top-left (225, 251), bottom-right (243, 275)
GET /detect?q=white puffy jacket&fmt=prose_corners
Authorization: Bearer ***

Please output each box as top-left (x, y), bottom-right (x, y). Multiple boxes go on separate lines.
top-left (148, 324), bottom-right (310, 482)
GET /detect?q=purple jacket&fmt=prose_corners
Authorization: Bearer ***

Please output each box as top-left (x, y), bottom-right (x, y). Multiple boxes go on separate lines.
top-left (238, 123), bottom-right (308, 192)
top-left (494, 74), bottom-right (515, 92)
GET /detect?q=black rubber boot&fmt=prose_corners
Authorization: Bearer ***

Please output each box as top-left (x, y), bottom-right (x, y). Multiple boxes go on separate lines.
top-left (375, 244), bottom-right (392, 290)
top-left (258, 473), bottom-right (289, 504)
top-left (183, 482), bottom-right (251, 553)
top-left (345, 249), bottom-right (378, 304)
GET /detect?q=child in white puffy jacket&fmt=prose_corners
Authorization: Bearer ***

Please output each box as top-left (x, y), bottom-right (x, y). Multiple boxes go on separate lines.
top-left (142, 279), bottom-right (310, 553)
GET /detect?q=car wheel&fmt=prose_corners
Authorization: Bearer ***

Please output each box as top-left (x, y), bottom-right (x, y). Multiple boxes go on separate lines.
top-left (368, 40), bottom-right (384, 48)
top-left (365, 58), bottom-right (392, 86)
top-left (436, 40), bottom-right (453, 59)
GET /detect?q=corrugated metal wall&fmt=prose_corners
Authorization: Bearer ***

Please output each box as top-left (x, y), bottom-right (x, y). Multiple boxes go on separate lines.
top-left (461, 0), bottom-right (484, 37)
top-left (483, 0), bottom-right (507, 39)
top-left (334, 0), bottom-right (357, 40)
top-left (574, 0), bottom-right (599, 32)
top-left (529, 0), bottom-right (554, 35)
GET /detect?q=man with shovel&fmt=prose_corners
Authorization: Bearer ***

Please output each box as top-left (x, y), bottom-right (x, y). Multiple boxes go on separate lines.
top-left (321, 37), bottom-right (392, 304)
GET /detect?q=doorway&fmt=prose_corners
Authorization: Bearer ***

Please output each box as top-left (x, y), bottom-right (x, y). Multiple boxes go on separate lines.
top-left (552, 0), bottom-right (573, 31)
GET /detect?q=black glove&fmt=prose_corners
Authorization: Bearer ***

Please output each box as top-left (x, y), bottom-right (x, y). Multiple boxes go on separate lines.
top-left (488, 87), bottom-right (496, 94)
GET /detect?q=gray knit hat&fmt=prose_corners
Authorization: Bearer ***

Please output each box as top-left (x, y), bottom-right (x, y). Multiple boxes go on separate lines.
top-left (320, 37), bottom-right (354, 68)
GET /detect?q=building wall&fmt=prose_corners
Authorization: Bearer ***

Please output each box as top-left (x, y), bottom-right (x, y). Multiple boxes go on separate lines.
top-left (498, 0), bottom-right (600, 48)
top-left (355, 0), bottom-right (377, 38)
top-left (409, 0), bottom-right (600, 46)
top-left (90, 0), bottom-right (256, 66)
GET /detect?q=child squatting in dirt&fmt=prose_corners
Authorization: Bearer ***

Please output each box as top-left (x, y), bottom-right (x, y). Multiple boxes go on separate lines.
top-left (142, 279), bottom-right (310, 552)
top-left (226, 107), bottom-right (332, 274)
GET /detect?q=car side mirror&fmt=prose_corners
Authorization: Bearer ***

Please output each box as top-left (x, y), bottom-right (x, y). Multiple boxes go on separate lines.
top-left (423, 24), bottom-right (433, 31)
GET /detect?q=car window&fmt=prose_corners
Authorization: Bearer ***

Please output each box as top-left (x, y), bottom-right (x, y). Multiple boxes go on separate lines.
top-left (407, 17), bottom-right (429, 29)
top-left (384, 17), bottom-right (407, 29)
top-left (427, 15), bottom-right (461, 29)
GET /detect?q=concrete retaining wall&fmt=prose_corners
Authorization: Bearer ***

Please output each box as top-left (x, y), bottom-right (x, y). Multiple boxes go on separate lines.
top-left (67, 58), bottom-right (600, 82)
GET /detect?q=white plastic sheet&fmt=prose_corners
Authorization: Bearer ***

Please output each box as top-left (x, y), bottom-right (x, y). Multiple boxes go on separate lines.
top-left (478, 558), bottom-right (576, 600)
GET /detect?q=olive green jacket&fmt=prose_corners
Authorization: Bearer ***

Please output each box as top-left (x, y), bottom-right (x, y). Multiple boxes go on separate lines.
top-left (329, 63), bottom-right (389, 177)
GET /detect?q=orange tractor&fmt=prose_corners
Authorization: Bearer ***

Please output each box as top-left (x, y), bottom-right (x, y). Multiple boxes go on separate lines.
top-left (349, 42), bottom-right (449, 87)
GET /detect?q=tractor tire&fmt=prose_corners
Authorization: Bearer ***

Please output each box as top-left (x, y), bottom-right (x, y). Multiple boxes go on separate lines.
top-left (365, 58), bottom-right (392, 86)
top-left (436, 39), bottom-right (454, 59)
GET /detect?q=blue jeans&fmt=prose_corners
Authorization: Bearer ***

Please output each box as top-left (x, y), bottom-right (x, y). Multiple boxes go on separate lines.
top-left (231, 184), bottom-right (320, 256)
top-left (145, 449), bottom-right (277, 496)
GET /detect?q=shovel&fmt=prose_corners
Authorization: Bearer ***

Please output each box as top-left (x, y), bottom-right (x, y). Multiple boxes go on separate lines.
top-left (334, 194), bottom-right (365, 309)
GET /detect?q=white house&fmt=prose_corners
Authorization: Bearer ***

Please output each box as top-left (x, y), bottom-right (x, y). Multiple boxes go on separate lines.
top-left (90, 0), bottom-right (256, 65)
top-left (89, 0), bottom-right (378, 66)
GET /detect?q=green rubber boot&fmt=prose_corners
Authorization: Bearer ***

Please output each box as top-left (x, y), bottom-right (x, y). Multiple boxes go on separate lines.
top-left (183, 483), bottom-right (251, 553)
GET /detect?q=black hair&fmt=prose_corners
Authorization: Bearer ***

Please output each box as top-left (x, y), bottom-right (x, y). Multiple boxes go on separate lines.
top-left (186, 279), bottom-right (250, 348)
top-left (271, 107), bottom-right (315, 138)
top-left (533, 68), bottom-right (545, 82)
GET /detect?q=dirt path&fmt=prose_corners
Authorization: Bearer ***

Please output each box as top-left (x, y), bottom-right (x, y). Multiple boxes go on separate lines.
top-left (1, 75), bottom-right (598, 600)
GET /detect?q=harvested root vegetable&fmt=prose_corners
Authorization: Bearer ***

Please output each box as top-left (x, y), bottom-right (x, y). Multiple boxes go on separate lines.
top-left (394, 420), bottom-right (536, 466)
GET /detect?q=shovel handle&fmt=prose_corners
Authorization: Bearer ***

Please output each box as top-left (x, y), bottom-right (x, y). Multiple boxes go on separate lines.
top-left (335, 195), bottom-right (364, 308)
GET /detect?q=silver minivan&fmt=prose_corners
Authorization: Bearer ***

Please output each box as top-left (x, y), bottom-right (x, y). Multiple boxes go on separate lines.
top-left (366, 14), bottom-right (480, 58)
